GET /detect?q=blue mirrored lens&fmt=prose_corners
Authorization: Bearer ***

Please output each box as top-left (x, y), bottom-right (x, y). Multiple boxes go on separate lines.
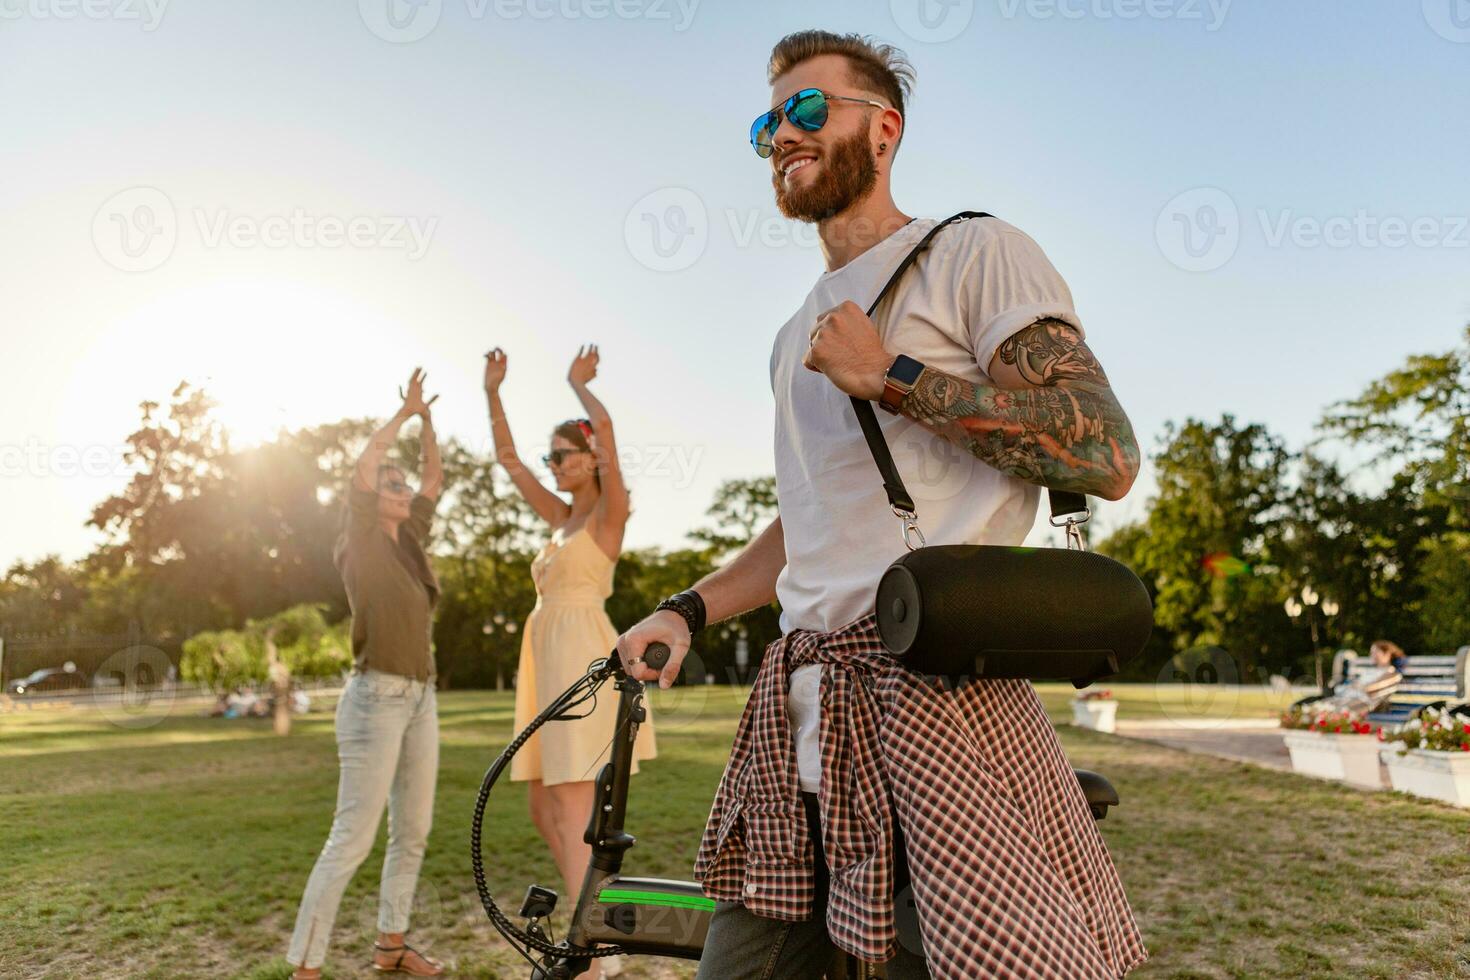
top-left (752, 89), bottom-right (831, 157)
top-left (787, 89), bottom-right (828, 131)
top-left (750, 109), bottom-right (778, 158)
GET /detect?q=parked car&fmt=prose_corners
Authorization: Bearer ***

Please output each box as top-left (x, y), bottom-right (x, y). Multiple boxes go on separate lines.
top-left (6, 667), bottom-right (88, 696)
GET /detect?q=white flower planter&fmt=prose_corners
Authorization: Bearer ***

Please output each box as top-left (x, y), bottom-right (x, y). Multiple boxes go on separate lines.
top-left (1070, 699), bottom-right (1118, 734)
top-left (1283, 731), bottom-right (1384, 788)
top-left (1379, 746), bottom-right (1470, 807)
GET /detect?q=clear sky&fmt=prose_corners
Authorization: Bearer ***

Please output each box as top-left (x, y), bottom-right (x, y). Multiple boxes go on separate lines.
top-left (3, 0), bottom-right (1468, 569)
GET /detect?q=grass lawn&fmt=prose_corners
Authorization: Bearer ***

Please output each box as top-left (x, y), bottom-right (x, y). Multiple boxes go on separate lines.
top-left (2, 684), bottom-right (1468, 979)
top-left (1031, 682), bottom-right (1303, 724)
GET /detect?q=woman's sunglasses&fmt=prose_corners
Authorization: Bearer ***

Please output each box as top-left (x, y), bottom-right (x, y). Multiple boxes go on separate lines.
top-left (379, 477), bottom-right (414, 495)
top-left (542, 448), bottom-right (590, 467)
top-left (749, 88), bottom-right (888, 159)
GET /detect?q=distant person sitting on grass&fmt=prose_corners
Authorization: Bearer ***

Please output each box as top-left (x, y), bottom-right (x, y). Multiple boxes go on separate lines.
top-left (285, 369), bottom-right (446, 980)
top-left (1311, 640), bottom-right (1404, 719)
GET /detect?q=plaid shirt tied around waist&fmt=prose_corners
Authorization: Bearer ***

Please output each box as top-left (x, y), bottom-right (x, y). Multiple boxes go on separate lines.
top-left (693, 613), bottom-right (1148, 979)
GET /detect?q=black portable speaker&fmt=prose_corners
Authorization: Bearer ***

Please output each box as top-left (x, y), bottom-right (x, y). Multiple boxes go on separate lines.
top-left (875, 545), bottom-right (1154, 688)
top-left (851, 212), bottom-right (1154, 688)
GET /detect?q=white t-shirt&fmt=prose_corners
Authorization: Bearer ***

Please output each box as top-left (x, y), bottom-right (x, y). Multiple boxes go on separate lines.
top-left (770, 216), bottom-right (1084, 793)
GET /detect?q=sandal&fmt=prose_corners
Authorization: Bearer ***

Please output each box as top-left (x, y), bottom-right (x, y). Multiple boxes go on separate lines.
top-left (372, 941), bottom-right (444, 977)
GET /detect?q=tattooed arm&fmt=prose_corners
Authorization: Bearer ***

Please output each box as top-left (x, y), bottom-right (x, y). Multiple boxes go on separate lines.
top-left (899, 319), bottom-right (1141, 500)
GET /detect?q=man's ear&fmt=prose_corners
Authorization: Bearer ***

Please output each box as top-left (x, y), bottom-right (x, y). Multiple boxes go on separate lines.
top-left (879, 107), bottom-right (903, 154)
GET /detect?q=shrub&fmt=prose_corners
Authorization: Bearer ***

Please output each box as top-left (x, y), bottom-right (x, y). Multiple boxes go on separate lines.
top-left (1386, 707), bottom-right (1470, 752)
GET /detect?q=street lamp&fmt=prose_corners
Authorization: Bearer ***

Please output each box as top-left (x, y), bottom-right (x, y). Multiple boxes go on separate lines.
top-left (1285, 587), bottom-right (1337, 689)
top-left (1285, 588), bottom-right (1323, 689)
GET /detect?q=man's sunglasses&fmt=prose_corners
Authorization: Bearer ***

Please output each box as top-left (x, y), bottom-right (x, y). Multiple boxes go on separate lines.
top-left (542, 448), bottom-right (590, 467)
top-left (749, 88), bottom-right (888, 159)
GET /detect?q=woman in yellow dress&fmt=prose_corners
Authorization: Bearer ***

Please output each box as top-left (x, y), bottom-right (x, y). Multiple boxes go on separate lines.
top-left (484, 343), bottom-right (656, 977)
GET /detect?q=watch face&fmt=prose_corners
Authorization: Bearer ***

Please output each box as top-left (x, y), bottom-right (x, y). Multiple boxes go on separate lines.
top-left (888, 354), bottom-right (925, 387)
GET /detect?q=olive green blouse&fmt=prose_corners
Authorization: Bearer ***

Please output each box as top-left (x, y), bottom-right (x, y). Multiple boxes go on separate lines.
top-left (334, 481), bottom-right (441, 681)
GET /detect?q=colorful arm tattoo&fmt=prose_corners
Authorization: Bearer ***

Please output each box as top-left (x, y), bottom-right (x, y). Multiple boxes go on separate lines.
top-left (899, 318), bottom-right (1141, 500)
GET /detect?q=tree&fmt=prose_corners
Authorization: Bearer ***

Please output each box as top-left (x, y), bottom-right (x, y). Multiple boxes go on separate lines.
top-left (689, 477), bottom-right (778, 557)
top-left (86, 384), bottom-right (389, 639)
top-left (1418, 533), bottom-right (1470, 652)
top-left (670, 476), bottom-right (784, 682)
top-left (1318, 326), bottom-right (1470, 653)
top-left (1320, 325), bottom-right (1470, 525)
top-left (1281, 456), bottom-right (1437, 658)
top-left (1120, 416), bottom-right (1295, 680)
top-left (179, 603), bottom-right (350, 696)
top-left (426, 439), bottom-right (543, 690)
top-left (1093, 522), bottom-right (1176, 680)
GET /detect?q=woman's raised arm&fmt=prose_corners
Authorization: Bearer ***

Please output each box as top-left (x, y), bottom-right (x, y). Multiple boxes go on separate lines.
top-left (569, 344), bottom-right (629, 552)
top-left (354, 368), bottom-right (433, 493)
top-left (417, 407), bottom-right (443, 502)
top-left (484, 348), bottom-right (572, 526)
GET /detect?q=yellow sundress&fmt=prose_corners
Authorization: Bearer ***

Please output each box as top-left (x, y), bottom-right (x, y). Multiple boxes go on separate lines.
top-left (509, 525), bottom-right (657, 785)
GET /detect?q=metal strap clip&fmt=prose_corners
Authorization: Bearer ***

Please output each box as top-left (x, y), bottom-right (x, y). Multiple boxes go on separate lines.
top-left (893, 505), bottom-right (926, 551)
top-left (1049, 506), bottom-right (1092, 552)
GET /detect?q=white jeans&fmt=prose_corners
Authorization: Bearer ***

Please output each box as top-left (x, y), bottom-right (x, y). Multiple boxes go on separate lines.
top-left (287, 669), bottom-right (439, 969)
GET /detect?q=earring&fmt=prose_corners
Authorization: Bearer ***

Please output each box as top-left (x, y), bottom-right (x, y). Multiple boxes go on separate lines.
top-left (879, 142), bottom-right (887, 152)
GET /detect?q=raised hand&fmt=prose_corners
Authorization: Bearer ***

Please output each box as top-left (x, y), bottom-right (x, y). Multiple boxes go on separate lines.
top-left (568, 343), bottom-right (599, 387)
top-left (484, 348), bottom-right (508, 394)
top-left (398, 368), bottom-right (439, 418)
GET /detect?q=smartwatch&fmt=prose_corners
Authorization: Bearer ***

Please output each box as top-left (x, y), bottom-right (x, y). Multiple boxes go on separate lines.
top-left (879, 354), bottom-right (925, 414)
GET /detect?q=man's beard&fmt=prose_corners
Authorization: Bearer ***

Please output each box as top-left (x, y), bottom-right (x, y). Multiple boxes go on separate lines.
top-left (772, 130), bottom-right (878, 223)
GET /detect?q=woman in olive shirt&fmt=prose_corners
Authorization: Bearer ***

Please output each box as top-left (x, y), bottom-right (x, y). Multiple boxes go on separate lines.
top-left (288, 370), bottom-right (446, 979)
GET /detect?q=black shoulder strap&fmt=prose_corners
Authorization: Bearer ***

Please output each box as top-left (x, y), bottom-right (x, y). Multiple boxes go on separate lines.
top-left (850, 212), bottom-right (1089, 525)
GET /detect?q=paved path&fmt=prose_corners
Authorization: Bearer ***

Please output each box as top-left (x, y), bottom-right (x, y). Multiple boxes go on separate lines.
top-left (1110, 718), bottom-right (1292, 771)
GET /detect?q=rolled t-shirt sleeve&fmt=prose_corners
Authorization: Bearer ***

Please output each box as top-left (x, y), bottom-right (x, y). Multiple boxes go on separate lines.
top-left (965, 230), bottom-right (1085, 374)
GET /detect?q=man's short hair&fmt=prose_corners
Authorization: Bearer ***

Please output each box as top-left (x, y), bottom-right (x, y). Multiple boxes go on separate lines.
top-left (767, 30), bottom-right (915, 154)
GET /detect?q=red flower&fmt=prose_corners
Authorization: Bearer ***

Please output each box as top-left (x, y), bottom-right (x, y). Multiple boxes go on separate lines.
top-left (1462, 723), bottom-right (1470, 734)
top-left (1462, 742), bottom-right (1470, 752)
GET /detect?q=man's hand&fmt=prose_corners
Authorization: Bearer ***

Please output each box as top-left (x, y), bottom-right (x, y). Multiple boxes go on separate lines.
top-left (802, 301), bottom-right (894, 401)
top-left (615, 610), bottom-right (691, 690)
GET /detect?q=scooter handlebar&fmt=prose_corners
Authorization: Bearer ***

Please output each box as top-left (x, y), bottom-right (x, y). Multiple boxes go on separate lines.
top-left (643, 642), bottom-right (671, 672)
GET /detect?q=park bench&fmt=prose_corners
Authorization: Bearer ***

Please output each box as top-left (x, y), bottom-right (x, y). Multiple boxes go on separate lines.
top-left (1293, 647), bottom-right (1470, 730)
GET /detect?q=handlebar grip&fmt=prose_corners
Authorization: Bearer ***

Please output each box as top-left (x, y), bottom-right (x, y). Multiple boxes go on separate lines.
top-left (644, 642), bottom-right (671, 672)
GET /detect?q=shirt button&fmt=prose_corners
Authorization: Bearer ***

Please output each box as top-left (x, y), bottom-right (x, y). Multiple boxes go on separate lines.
top-left (745, 882), bottom-right (758, 895)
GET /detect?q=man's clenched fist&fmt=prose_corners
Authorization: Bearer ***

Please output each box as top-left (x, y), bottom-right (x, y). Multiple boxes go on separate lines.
top-left (802, 300), bottom-right (894, 401)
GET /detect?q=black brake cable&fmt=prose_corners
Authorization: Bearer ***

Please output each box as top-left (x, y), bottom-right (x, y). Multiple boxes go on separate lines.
top-left (471, 657), bottom-right (632, 965)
